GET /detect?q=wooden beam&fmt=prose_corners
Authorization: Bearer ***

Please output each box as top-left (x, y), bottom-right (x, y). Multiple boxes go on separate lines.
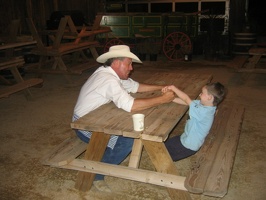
top-left (143, 140), bottom-right (192, 200)
top-left (75, 132), bottom-right (110, 192)
top-left (128, 139), bottom-right (143, 168)
top-left (61, 159), bottom-right (187, 191)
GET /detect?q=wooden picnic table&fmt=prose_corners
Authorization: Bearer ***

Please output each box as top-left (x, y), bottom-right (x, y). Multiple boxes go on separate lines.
top-left (0, 40), bottom-right (43, 99)
top-left (26, 15), bottom-right (111, 78)
top-left (66, 72), bottom-right (212, 199)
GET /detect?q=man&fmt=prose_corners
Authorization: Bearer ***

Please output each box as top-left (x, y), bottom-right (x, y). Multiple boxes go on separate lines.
top-left (72, 45), bottom-right (174, 191)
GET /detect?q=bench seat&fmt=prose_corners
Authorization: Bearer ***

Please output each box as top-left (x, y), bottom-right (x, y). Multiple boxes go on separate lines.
top-left (0, 78), bottom-right (43, 98)
top-left (185, 103), bottom-right (245, 197)
top-left (31, 41), bottom-right (99, 56)
top-left (41, 136), bottom-right (87, 167)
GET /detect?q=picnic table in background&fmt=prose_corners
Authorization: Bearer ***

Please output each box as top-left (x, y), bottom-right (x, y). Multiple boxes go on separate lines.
top-left (26, 15), bottom-right (111, 77)
top-left (0, 21), bottom-right (42, 100)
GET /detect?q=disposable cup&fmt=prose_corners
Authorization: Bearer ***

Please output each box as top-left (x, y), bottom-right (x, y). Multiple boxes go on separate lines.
top-left (132, 114), bottom-right (145, 131)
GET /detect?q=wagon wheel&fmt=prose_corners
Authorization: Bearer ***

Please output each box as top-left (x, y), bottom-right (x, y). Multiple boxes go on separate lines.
top-left (163, 32), bottom-right (192, 61)
top-left (104, 38), bottom-right (125, 52)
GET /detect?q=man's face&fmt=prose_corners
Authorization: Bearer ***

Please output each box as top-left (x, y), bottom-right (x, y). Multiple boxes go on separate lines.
top-left (114, 57), bottom-right (133, 80)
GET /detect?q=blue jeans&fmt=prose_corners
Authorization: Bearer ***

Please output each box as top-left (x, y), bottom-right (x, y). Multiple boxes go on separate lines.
top-left (75, 130), bottom-right (134, 180)
top-left (165, 135), bottom-right (196, 161)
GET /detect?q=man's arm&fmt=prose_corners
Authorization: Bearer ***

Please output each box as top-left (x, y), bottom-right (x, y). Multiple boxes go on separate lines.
top-left (137, 83), bottom-right (164, 93)
top-left (131, 91), bottom-right (174, 112)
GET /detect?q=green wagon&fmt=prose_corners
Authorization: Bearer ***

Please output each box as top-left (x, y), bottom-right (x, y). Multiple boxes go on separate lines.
top-left (98, 12), bottom-right (199, 61)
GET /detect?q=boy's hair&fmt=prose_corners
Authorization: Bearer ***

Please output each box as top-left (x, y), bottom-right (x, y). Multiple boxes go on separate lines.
top-left (206, 82), bottom-right (226, 106)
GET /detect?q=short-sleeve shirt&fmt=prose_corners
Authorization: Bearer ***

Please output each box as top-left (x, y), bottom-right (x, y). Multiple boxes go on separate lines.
top-left (72, 66), bottom-right (139, 148)
top-left (180, 100), bottom-right (216, 151)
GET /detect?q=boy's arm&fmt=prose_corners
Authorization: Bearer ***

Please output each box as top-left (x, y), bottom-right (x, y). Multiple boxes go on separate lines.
top-left (164, 85), bottom-right (192, 105)
top-left (173, 97), bottom-right (188, 105)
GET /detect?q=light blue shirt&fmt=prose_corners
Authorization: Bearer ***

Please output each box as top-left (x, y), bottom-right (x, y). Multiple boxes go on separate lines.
top-left (180, 100), bottom-right (216, 151)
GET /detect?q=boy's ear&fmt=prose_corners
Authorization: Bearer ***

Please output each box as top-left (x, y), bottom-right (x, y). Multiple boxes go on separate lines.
top-left (208, 94), bottom-right (214, 101)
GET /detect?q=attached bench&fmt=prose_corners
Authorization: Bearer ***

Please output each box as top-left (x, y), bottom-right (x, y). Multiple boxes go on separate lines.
top-left (185, 103), bottom-right (245, 197)
top-left (0, 57), bottom-right (43, 99)
top-left (41, 136), bottom-right (87, 167)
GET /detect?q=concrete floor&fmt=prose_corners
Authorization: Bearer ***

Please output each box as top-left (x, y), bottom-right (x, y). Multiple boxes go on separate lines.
top-left (0, 55), bottom-right (265, 200)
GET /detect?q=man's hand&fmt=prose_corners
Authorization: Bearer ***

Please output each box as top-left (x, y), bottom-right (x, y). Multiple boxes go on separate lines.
top-left (161, 90), bottom-right (175, 102)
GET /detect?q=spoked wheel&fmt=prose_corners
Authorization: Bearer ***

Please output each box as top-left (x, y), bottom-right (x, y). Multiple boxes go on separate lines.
top-left (104, 38), bottom-right (125, 52)
top-left (163, 32), bottom-right (192, 61)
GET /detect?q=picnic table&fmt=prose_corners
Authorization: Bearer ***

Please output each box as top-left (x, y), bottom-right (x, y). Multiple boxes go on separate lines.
top-left (58, 73), bottom-right (212, 199)
top-left (26, 15), bottom-right (111, 77)
top-left (0, 40), bottom-right (43, 99)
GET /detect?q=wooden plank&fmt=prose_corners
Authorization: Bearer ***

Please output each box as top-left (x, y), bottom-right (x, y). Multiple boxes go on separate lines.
top-left (184, 105), bottom-right (232, 193)
top-left (0, 78), bottom-right (43, 98)
top-left (53, 16), bottom-right (69, 49)
top-left (249, 47), bottom-right (266, 56)
top-left (0, 57), bottom-right (24, 69)
top-left (244, 55), bottom-right (261, 69)
top-left (62, 159), bottom-right (188, 191)
top-left (238, 68), bottom-right (266, 74)
top-left (40, 136), bottom-right (87, 167)
top-left (0, 41), bottom-right (36, 51)
top-left (128, 139), bottom-right (143, 168)
top-left (75, 132), bottom-right (110, 192)
top-left (142, 140), bottom-right (192, 200)
top-left (203, 105), bottom-right (245, 197)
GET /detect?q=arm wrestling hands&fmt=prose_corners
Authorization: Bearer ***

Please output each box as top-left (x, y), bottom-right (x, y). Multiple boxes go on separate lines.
top-left (162, 85), bottom-right (192, 106)
top-left (131, 83), bottom-right (175, 112)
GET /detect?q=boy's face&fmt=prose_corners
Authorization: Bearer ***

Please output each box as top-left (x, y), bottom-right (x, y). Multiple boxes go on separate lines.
top-left (199, 86), bottom-right (214, 106)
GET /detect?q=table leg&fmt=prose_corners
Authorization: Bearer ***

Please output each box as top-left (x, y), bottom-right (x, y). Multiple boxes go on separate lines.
top-left (75, 132), bottom-right (110, 192)
top-left (128, 139), bottom-right (143, 168)
top-left (10, 66), bottom-right (32, 100)
top-left (142, 140), bottom-right (192, 200)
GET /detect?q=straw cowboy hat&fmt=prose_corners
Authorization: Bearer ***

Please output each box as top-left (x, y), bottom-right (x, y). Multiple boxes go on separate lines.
top-left (96, 45), bottom-right (142, 63)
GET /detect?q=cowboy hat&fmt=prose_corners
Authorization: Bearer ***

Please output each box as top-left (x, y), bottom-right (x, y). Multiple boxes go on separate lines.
top-left (96, 45), bottom-right (142, 63)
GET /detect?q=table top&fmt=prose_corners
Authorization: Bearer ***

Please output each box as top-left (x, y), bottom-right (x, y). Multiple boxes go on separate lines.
top-left (71, 72), bottom-right (212, 142)
top-left (0, 40), bottom-right (36, 51)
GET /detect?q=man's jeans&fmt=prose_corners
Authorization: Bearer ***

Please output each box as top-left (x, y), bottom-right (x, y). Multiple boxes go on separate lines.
top-left (75, 130), bottom-right (134, 180)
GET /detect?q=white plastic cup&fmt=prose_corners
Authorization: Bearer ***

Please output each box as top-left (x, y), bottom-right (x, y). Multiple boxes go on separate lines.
top-left (132, 114), bottom-right (145, 131)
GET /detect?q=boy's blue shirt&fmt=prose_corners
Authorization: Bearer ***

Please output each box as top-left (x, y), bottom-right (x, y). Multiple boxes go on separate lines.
top-left (180, 100), bottom-right (216, 151)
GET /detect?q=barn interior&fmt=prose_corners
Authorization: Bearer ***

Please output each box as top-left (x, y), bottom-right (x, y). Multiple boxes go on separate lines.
top-left (0, 1), bottom-right (265, 200)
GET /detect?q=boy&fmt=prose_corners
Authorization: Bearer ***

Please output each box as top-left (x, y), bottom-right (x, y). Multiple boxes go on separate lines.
top-left (162, 82), bottom-right (226, 161)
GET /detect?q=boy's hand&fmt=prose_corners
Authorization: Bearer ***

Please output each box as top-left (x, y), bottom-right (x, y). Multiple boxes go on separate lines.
top-left (161, 85), bottom-right (176, 93)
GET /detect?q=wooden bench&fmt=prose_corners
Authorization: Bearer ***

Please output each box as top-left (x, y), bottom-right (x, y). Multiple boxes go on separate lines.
top-left (238, 46), bottom-right (266, 73)
top-left (0, 57), bottom-right (43, 99)
top-left (41, 136), bottom-right (87, 167)
top-left (185, 103), bottom-right (245, 197)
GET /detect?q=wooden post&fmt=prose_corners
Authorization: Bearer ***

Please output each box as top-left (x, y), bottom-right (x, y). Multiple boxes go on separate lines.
top-left (75, 132), bottom-right (110, 192)
top-left (142, 140), bottom-right (192, 200)
top-left (26, 0), bottom-right (32, 18)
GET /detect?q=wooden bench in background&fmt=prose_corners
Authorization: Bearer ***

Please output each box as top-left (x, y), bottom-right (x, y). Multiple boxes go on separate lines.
top-left (238, 46), bottom-right (266, 73)
top-left (0, 57), bottom-right (43, 99)
top-left (41, 102), bottom-right (245, 199)
top-left (185, 103), bottom-right (245, 197)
